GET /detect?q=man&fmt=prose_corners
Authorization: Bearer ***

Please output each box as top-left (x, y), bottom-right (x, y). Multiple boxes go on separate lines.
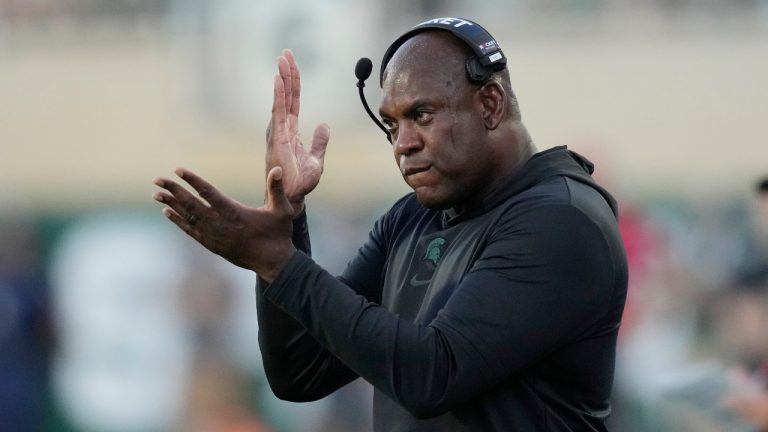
top-left (153, 17), bottom-right (628, 431)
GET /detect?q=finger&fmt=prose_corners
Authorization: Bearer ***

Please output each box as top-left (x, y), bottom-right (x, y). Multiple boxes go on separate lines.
top-left (283, 48), bottom-right (301, 117)
top-left (150, 186), bottom-right (198, 235)
top-left (152, 190), bottom-right (175, 205)
top-left (265, 166), bottom-right (293, 214)
top-left (174, 167), bottom-right (227, 209)
top-left (161, 206), bottom-right (203, 243)
top-left (153, 176), bottom-right (207, 220)
top-left (271, 74), bottom-right (287, 130)
top-left (153, 187), bottom-right (203, 227)
top-left (310, 122), bottom-right (330, 161)
top-left (277, 54), bottom-right (292, 113)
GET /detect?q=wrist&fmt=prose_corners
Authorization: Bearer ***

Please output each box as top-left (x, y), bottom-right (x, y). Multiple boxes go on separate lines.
top-left (289, 198), bottom-right (306, 218)
top-left (256, 244), bottom-right (297, 283)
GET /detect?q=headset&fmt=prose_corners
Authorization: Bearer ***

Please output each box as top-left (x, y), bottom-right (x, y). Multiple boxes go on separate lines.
top-left (355, 17), bottom-right (507, 142)
top-left (380, 17), bottom-right (507, 85)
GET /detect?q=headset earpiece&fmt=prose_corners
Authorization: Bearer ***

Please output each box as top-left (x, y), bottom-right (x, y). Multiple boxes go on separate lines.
top-left (466, 56), bottom-right (491, 83)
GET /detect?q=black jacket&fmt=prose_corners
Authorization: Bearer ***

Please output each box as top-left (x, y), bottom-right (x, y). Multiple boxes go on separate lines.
top-left (257, 146), bottom-right (628, 431)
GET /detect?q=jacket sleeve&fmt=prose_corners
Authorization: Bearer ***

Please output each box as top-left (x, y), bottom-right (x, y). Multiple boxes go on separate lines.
top-left (260, 204), bottom-right (623, 418)
top-left (256, 209), bottom-right (387, 401)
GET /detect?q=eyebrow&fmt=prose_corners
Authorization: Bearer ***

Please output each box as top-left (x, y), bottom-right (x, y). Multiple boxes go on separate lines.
top-left (379, 99), bottom-right (434, 120)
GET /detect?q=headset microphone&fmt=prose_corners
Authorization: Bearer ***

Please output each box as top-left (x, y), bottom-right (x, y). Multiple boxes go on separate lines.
top-left (355, 57), bottom-right (391, 142)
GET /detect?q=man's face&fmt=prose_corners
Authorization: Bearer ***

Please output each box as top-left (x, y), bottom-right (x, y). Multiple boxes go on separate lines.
top-left (379, 42), bottom-right (496, 210)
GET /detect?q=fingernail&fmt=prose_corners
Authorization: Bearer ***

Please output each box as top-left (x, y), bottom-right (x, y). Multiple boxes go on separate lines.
top-left (153, 178), bottom-right (164, 187)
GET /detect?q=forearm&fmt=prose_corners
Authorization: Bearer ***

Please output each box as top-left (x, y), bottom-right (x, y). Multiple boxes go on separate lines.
top-left (256, 209), bottom-right (358, 401)
top-left (261, 252), bottom-right (492, 418)
top-left (256, 277), bottom-right (357, 401)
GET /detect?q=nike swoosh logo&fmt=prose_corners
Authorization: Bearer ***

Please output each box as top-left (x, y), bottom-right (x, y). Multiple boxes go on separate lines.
top-left (409, 274), bottom-right (432, 287)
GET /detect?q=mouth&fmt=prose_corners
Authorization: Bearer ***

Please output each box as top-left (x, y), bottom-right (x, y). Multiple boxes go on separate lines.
top-left (402, 165), bottom-right (431, 177)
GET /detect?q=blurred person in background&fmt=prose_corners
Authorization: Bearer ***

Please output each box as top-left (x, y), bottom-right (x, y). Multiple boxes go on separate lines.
top-left (651, 175), bottom-right (768, 432)
top-left (49, 215), bottom-right (278, 432)
top-left (609, 177), bottom-right (768, 432)
top-left (0, 210), bottom-right (51, 432)
top-left (717, 284), bottom-right (768, 431)
top-left (50, 216), bottom-right (192, 431)
top-left (176, 251), bottom-right (272, 432)
top-left (722, 176), bottom-right (768, 432)
top-left (154, 17), bottom-right (628, 431)
top-left (735, 177), bottom-right (768, 289)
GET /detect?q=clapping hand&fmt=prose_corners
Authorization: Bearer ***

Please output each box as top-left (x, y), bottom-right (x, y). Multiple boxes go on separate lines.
top-left (267, 48), bottom-right (329, 216)
top-left (152, 49), bottom-right (329, 281)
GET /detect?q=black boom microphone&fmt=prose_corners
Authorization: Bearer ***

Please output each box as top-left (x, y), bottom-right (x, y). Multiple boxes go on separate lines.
top-left (355, 57), bottom-right (391, 142)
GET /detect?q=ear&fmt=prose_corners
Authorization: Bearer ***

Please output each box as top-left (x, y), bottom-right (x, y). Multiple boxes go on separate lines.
top-left (477, 81), bottom-right (506, 131)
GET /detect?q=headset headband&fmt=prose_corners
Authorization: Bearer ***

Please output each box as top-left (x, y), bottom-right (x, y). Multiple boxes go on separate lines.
top-left (379, 17), bottom-right (507, 87)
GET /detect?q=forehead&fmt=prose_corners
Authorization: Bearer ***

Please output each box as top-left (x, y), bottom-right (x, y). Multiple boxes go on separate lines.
top-left (379, 34), bottom-right (467, 113)
top-left (378, 69), bottom-right (456, 116)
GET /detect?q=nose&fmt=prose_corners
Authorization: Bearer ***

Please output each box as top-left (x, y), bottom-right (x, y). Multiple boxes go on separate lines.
top-left (392, 123), bottom-right (423, 157)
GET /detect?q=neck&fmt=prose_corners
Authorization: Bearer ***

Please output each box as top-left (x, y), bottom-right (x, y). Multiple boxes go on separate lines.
top-left (453, 124), bottom-right (536, 214)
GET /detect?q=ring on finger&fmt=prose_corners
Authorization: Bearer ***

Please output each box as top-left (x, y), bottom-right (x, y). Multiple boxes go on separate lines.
top-left (184, 213), bottom-right (199, 225)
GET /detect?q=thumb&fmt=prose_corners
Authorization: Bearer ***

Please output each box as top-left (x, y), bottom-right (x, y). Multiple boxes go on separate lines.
top-left (266, 166), bottom-right (293, 214)
top-left (310, 122), bottom-right (330, 161)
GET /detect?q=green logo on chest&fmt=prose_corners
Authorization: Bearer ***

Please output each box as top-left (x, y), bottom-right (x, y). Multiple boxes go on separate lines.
top-left (424, 237), bottom-right (446, 265)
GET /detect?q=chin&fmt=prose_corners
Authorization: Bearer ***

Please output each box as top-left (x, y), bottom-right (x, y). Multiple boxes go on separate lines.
top-left (413, 189), bottom-right (455, 210)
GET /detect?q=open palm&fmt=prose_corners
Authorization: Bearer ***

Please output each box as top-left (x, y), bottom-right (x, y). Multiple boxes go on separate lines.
top-left (267, 49), bottom-right (329, 216)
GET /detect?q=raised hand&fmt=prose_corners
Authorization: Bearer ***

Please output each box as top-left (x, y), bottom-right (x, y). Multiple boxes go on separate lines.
top-left (152, 166), bottom-right (296, 282)
top-left (267, 49), bottom-right (330, 216)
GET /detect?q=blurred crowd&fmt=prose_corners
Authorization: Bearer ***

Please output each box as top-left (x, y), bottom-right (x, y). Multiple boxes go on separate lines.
top-left (607, 178), bottom-right (768, 432)
top-left (0, 207), bottom-right (375, 432)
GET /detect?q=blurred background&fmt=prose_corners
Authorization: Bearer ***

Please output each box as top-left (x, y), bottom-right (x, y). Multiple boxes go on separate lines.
top-left (2, 0), bottom-right (768, 431)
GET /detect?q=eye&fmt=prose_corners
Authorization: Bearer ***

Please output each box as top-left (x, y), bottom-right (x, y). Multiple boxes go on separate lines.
top-left (382, 118), bottom-right (398, 133)
top-left (413, 110), bottom-right (433, 125)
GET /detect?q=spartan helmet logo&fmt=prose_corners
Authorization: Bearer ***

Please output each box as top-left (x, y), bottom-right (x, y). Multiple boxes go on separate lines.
top-left (424, 238), bottom-right (446, 265)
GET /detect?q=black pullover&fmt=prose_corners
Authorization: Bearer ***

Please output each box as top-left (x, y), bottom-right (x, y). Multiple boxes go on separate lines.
top-left (257, 146), bottom-right (628, 431)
